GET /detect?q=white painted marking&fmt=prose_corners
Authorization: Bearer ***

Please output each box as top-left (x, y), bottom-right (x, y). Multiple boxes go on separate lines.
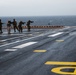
top-left (0, 35), bottom-right (7, 36)
top-left (0, 40), bottom-right (6, 42)
top-left (0, 41), bottom-right (20, 47)
top-left (48, 32), bottom-right (64, 37)
top-left (13, 42), bottom-right (37, 48)
top-left (0, 32), bottom-right (49, 47)
top-left (11, 34), bottom-right (24, 35)
top-left (27, 34), bottom-right (33, 36)
top-left (5, 49), bottom-right (17, 51)
top-left (1, 35), bottom-right (26, 42)
top-left (35, 32), bottom-right (40, 33)
top-left (0, 31), bottom-right (59, 47)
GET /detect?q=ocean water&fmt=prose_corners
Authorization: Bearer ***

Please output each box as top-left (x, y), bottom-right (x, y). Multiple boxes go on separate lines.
top-left (0, 16), bottom-right (76, 27)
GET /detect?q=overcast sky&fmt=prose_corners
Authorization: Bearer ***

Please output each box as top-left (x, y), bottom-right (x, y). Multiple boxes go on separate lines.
top-left (0, 0), bottom-right (76, 16)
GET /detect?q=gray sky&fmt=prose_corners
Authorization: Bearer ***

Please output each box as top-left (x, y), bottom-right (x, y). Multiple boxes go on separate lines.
top-left (0, 0), bottom-right (76, 16)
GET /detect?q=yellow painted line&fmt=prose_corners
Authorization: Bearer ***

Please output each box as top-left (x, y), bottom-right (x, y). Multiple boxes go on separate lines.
top-left (33, 50), bottom-right (47, 52)
top-left (45, 61), bottom-right (76, 65)
top-left (51, 67), bottom-right (76, 74)
top-left (56, 40), bottom-right (64, 42)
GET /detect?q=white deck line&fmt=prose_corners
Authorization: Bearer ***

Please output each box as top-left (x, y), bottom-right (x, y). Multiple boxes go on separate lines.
top-left (48, 32), bottom-right (64, 37)
top-left (0, 31), bottom-right (61, 48)
top-left (13, 42), bottom-right (37, 48)
top-left (5, 49), bottom-right (17, 51)
top-left (1, 35), bottom-right (26, 42)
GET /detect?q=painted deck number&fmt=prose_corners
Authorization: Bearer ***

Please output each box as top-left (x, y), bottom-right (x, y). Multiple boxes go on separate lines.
top-left (45, 61), bottom-right (76, 75)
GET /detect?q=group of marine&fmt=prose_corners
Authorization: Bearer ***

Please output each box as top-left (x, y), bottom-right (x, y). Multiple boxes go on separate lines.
top-left (0, 19), bottom-right (34, 34)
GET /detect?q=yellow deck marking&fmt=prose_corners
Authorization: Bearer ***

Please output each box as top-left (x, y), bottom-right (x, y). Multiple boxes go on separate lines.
top-left (56, 40), bottom-right (64, 42)
top-left (45, 61), bottom-right (76, 74)
top-left (33, 50), bottom-right (47, 52)
top-left (45, 61), bottom-right (76, 65)
top-left (51, 67), bottom-right (76, 74)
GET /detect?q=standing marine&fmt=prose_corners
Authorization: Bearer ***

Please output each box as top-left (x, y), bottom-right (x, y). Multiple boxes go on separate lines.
top-left (0, 19), bottom-right (4, 33)
top-left (26, 20), bottom-right (34, 32)
top-left (7, 21), bottom-right (11, 34)
top-left (18, 21), bottom-right (25, 33)
top-left (12, 19), bottom-right (19, 32)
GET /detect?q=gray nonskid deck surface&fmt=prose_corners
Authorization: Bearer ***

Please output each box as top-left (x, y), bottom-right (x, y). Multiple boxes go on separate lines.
top-left (0, 26), bottom-right (76, 75)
